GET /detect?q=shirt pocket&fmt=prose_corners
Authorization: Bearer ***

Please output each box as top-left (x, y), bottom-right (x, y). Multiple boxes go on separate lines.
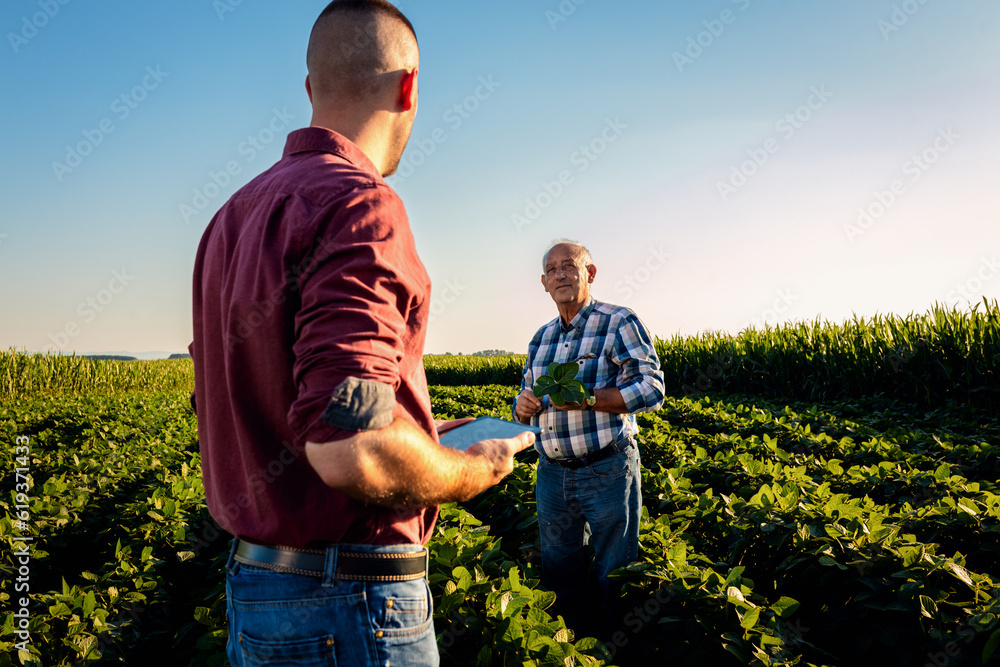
top-left (572, 350), bottom-right (604, 388)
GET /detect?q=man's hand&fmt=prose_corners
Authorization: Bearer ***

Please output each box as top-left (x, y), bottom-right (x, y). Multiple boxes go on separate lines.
top-left (465, 431), bottom-right (536, 489)
top-left (515, 389), bottom-right (542, 423)
top-left (306, 418), bottom-right (536, 507)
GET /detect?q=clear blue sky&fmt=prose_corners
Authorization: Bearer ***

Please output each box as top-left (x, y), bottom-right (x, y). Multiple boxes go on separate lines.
top-left (2, 0), bottom-right (998, 356)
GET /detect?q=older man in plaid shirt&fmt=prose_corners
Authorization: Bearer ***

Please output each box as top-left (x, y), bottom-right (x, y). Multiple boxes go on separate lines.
top-left (514, 240), bottom-right (665, 634)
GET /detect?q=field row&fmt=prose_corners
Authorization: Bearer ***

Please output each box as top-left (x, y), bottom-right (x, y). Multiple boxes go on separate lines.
top-left (5, 300), bottom-right (998, 415)
top-left (4, 385), bottom-right (999, 665)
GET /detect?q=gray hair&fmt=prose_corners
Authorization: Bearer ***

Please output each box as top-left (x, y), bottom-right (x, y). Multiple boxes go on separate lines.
top-left (542, 239), bottom-right (593, 271)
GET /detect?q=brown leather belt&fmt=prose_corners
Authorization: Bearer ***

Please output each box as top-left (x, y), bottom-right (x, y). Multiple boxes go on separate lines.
top-left (234, 540), bottom-right (428, 582)
top-left (544, 437), bottom-right (634, 469)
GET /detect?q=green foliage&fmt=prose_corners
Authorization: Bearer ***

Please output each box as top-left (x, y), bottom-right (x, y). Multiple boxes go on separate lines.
top-left (424, 354), bottom-right (526, 387)
top-left (4, 303), bottom-right (1000, 665)
top-left (0, 392), bottom-right (222, 665)
top-left (656, 299), bottom-right (1000, 413)
top-left (0, 350), bottom-right (194, 401)
top-left (533, 362), bottom-right (594, 407)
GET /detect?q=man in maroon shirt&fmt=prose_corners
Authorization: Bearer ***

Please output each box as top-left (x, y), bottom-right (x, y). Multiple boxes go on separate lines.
top-left (190, 2), bottom-right (533, 665)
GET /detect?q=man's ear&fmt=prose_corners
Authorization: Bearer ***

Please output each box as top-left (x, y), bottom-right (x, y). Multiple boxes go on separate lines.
top-left (305, 75), bottom-right (313, 104)
top-left (398, 69), bottom-right (418, 111)
top-left (540, 274), bottom-right (548, 293)
top-left (587, 264), bottom-right (597, 283)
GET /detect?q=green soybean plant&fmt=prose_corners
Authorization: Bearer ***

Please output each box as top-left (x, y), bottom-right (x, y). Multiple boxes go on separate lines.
top-left (532, 362), bottom-right (595, 408)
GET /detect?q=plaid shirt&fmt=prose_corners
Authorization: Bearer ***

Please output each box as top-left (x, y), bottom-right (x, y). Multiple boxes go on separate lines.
top-left (514, 297), bottom-right (664, 459)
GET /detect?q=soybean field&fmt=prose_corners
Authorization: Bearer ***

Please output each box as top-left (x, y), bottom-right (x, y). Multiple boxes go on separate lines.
top-left (2, 301), bottom-right (1000, 665)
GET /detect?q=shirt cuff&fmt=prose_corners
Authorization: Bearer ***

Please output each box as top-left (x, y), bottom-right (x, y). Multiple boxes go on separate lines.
top-left (320, 377), bottom-right (395, 431)
top-left (619, 383), bottom-right (649, 414)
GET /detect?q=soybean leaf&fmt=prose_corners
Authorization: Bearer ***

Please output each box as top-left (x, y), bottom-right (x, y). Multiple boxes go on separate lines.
top-left (552, 362), bottom-right (579, 383)
top-left (82, 591), bottom-right (96, 617)
top-left (564, 383), bottom-right (586, 405)
top-left (771, 596), bottom-right (800, 619)
top-left (534, 381), bottom-right (559, 399)
top-left (918, 595), bottom-right (937, 618)
top-left (534, 375), bottom-right (558, 391)
top-left (740, 607), bottom-right (760, 630)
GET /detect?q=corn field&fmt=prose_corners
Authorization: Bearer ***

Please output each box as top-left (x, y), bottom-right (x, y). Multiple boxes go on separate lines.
top-left (0, 351), bottom-right (194, 402)
top-left (5, 299), bottom-right (998, 411)
top-left (659, 299), bottom-right (1000, 412)
top-left (424, 354), bottom-right (527, 386)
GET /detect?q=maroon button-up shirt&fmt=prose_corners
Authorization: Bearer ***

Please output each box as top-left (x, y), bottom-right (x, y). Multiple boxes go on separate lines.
top-left (191, 127), bottom-right (437, 548)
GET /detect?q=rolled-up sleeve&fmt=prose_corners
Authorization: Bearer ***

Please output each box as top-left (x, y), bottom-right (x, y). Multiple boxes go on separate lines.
top-left (287, 185), bottom-right (424, 444)
top-left (612, 312), bottom-right (665, 414)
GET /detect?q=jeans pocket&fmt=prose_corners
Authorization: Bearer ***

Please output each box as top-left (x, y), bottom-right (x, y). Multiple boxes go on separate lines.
top-left (590, 450), bottom-right (628, 479)
top-left (239, 631), bottom-right (337, 666)
top-left (369, 579), bottom-right (433, 641)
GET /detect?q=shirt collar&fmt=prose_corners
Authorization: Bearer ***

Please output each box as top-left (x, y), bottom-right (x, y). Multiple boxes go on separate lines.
top-left (282, 127), bottom-right (382, 179)
top-left (561, 296), bottom-right (596, 334)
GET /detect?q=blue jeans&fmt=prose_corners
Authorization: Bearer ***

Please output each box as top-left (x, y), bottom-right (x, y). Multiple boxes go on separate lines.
top-left (225, 541), bottom-right (439, 667)
top-left (535, 442), bottom-right (641, 631)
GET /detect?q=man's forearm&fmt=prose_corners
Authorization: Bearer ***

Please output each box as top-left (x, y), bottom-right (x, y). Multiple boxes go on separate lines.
top-left (306, 418), bottom-right (495, 508)
top-left (591, 387), bottom-right (627, 414)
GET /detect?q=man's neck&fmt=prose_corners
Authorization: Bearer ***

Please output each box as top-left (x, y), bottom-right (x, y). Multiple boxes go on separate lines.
top-left (310, 111), bottom-right (389, 175)
top-left (557, 300), bottom-right (587, 326)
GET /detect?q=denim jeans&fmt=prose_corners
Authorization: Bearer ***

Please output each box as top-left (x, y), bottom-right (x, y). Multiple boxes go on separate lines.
top-left (535, 441), bottom-right (641, 631)
top-left (225, 541), bottom-right (439, 667)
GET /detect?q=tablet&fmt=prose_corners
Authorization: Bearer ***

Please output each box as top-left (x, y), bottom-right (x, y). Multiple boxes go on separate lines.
top-left (438, 416), bottom-right (541, 452)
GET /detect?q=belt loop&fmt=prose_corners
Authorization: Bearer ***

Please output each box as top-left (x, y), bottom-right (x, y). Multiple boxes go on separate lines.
top-left (322, 544), bottom-right (339, 588)
top-left (226, 538), bottom-right (239, 575)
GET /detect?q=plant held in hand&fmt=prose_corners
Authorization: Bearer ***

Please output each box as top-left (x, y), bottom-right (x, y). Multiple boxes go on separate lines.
top-left (533, 362), bottom-right (596, 408)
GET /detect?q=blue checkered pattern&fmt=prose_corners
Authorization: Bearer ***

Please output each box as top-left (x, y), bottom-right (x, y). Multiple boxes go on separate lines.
top-left (514, 297), bottom-right (665, 459)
